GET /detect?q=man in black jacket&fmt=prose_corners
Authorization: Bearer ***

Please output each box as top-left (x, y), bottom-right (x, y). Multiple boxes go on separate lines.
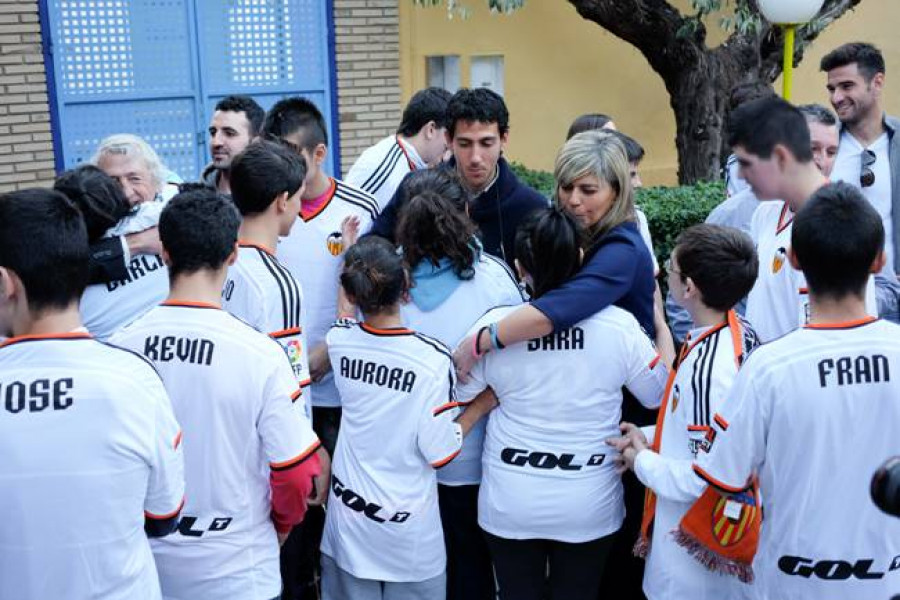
top-left (369, 88), bottom-right (548, 270)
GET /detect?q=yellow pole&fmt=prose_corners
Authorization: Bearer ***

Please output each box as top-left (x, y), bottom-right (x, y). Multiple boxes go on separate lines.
top-left (782, 24), bottom-right (796, 101)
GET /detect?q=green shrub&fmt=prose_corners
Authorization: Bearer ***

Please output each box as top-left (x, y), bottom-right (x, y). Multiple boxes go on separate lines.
top-left (636, 180), bottom-right (726, 268)
top-left (510, 162), bottom-right (726, 268)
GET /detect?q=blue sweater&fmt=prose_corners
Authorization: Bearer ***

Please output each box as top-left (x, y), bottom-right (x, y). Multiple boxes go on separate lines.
top-left (531, 221), bottom-right (656, 337)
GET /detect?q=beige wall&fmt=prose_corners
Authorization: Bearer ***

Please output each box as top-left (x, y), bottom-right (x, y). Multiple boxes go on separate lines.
top-left (401, 0), bottom-right (900, 186)
top-left (0, 0), bottom-right (55, 193)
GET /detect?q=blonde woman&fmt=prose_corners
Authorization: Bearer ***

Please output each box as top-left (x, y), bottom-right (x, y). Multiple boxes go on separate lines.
top-left (453, 131), bottom-right (673, 597)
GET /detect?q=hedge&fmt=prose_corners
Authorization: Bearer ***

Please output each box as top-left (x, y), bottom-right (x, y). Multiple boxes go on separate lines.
top-left (509, 162), bottom-right (726, 269)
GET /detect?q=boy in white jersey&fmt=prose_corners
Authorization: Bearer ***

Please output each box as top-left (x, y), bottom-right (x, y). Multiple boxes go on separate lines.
top-left (322, 236), bottom-right (464, 600)
top-left (733, 97), bottom-right (877, 342)
top-left (0, 188), bottom-right (184, 600)
top-left (265, 98), bottom-right (379, 597)
top-left (223, 139), bottom-right (333, 598)
top-left (458, 208), bottom-right (668, 600)
top-left (56, 165), bottom-right (169, 340)
top-left (111, 189), bottom-right (322, 600)
top-left (694, 183), bottom-right (900, 599)
top-left (223, 140), bottom-right (312, 396)
top-left (609, 224), bottom-right (760, 600)
top-left (346, 87), bottom-right (451, 211)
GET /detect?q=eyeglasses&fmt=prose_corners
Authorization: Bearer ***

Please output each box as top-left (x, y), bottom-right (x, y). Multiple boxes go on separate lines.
top-left (664, 257), bottom-right (682, 277)
top-left (860, 149), bottom-right (876, 188)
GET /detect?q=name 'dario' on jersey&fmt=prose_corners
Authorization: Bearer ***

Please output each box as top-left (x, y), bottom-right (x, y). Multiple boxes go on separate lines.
top-left (143, 335), bottom-right (215, 366)
top-left (339, 356), bottom-right (416, 392)
top-left (818, 353), bottom-right (890, 388)
top-left (527, 327), bottom-right (585, 352)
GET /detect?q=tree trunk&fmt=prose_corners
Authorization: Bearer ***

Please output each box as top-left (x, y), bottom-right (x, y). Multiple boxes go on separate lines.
top-left (668, 66), bottom-right (730, 183)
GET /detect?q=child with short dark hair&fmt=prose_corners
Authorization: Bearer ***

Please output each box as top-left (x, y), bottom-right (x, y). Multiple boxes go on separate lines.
top-left (321, 236), bottom-right (463, 600)
top-left (609, 223), bottom-right (760, 600)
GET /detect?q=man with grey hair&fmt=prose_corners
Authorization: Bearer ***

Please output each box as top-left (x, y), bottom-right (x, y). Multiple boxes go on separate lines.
top-left (87, 134), bottom-right (181, 283)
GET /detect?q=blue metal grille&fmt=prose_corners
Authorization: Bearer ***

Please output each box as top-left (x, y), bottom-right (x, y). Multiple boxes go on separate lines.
top-left (44, 0), bottom-right (337, 179)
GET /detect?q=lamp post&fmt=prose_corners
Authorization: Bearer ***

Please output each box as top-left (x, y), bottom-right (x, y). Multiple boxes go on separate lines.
top-left (757, 0), bottom-right (826, 101)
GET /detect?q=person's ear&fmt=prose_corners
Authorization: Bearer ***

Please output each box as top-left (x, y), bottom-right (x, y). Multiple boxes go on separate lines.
top-left (870, 249), bottom-right (887, 274)
top-left (161, 247), bottom-right (173, 267)
top-left (871, 72), bottom-right (886, 95)
top-left (772, 144), bottom-right (791, 171)
top-left (787, 246), bottom-right (801, 271)
top-left (274, 191), bottom-right (289, 214)
top-left (314, 143), bottom-right (328, 166)
top-left (514, 258), bottom-right (525, 281)
top-left (226, 242), bottom-right (239, 267)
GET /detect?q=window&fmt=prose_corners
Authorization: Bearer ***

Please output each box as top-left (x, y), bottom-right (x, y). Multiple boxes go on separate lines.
top-left (470, 55), bottom-right (504, 96)
top-left (426, 55), bottom-right (461, 93)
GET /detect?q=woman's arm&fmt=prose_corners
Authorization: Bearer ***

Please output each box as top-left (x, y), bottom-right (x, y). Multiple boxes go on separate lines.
top-left (454, 234), bottom-right (641, 380)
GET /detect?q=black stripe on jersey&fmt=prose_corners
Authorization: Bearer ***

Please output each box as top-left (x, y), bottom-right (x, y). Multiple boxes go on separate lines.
top-left (690, 339), bottom-right (708, 427)
top-left (701, 330), bottom-right (720, 426)
top-left (99, 339), bottom-right (164, 379)
top-left (482, 253), bottom-right (525, 300)
top-left (257, 249), bottom-right (302, 330)
top-left (335, 181), bottom-right (379, 219)
top-left (411, 332), bottom-right (453, 361)
top-left (360, 143), bottom-right (403, 194)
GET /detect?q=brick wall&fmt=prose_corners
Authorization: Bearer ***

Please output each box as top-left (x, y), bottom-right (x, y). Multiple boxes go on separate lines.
top-left (332, 0), bottom-right (402, 176)
top-left (0, 1), bottom-right (55, 192)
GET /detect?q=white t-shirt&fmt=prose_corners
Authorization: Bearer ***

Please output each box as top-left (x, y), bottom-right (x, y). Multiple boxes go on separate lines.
top-left (458, 305), bottom-right (667, 543)
top-left (322, 320), bottom-right (462, 582)
top-left (223, 242), bottom-right (311, 415)
top-left (695, 317), bottom-right (900, 600)
top-left (635, 313), bottom-right (759, 600)
top-left (345, 135), bottom-right (425, 212)
top-left (0, 332), bottom-right (184, 600)
top-left (80, 253), bottom-right (169, 340)
top-left (400, 253), bottom-right (524, 486)
top-left (277, 178), bottom-right (379, 408)
top-left (832, 131), bottom-right (894, 272)
top-left (635, 207), bottom-right (660, 274)
top-left (111, 302), bottom-right (320, 600)
top-left (746, 200), bottom-right (877, 342)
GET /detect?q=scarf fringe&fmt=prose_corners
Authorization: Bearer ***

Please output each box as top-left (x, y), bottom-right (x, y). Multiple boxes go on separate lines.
top-left (673, 528), bottom-right (755, 584)
top-left (632, 535), bottom-right (650, 559)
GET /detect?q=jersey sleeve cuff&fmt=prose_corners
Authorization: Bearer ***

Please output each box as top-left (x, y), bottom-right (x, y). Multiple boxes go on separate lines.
top-left (270, 440), bottom-right (322, 472)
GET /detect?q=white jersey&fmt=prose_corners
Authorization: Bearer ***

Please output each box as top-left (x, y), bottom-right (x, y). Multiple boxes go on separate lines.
top-left (635, 313), bottom-right (759, 600)
top-left (747, 201), bottom-right (876, 342)
top-left (695, 317), bottom-right (900, 599)
top-left (223, 243), bottom-right (311, 412)
top-left (400, 253), bottom-right (524, 486)
top-left (458, 305), bottom-right (667, 542)
top-left (345, 135), bottom-right (425, 212)
top-left (111, 302), bottom-right (320, 600)
top-left (0, 332), bottom-right (184, 600)
top-left (322, 320), bottom-right (462, 582)
top-left (277, 178), bottom-right (379, 408)
top-left (80, 253), bottom-right (169, 340)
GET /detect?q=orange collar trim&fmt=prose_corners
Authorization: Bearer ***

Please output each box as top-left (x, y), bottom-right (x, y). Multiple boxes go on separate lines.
top-left (301, 178), bottom-right (337, 222)
top-left (804, 316), bottom-right (877, 330)
top-left (161, 300), bottom-right (221, 309)
top-left (360, 322), bottom-right (414, 336)
top-left (0, 331), bottom-right (92, 348)
top-left (238, 240), bottom-right (276, 256)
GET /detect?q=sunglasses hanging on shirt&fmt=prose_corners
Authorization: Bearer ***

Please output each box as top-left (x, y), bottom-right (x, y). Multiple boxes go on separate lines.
top-left (860, 149), bottom-right (877, 188)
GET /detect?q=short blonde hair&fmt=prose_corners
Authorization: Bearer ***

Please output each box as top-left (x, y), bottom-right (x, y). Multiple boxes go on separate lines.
top-left (90, 134), bottom-right (167, 195)
top-left (553, 130), bottom-right (635, 243)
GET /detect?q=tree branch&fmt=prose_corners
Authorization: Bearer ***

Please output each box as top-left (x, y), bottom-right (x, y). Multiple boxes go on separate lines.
top-left (566, 0), bottom-right (700, 80)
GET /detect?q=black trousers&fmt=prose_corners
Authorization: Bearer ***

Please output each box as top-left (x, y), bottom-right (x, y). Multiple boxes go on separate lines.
top-left (280, 406), bottom-right (342, 600)
top-left (438, 484), bottom-right (496, 600)
top-left (485, 531), bottom-right (616, 600)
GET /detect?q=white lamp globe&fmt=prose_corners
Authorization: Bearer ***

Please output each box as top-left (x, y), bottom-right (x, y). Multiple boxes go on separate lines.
top-left (757, 0), bottom-right (825, 24)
